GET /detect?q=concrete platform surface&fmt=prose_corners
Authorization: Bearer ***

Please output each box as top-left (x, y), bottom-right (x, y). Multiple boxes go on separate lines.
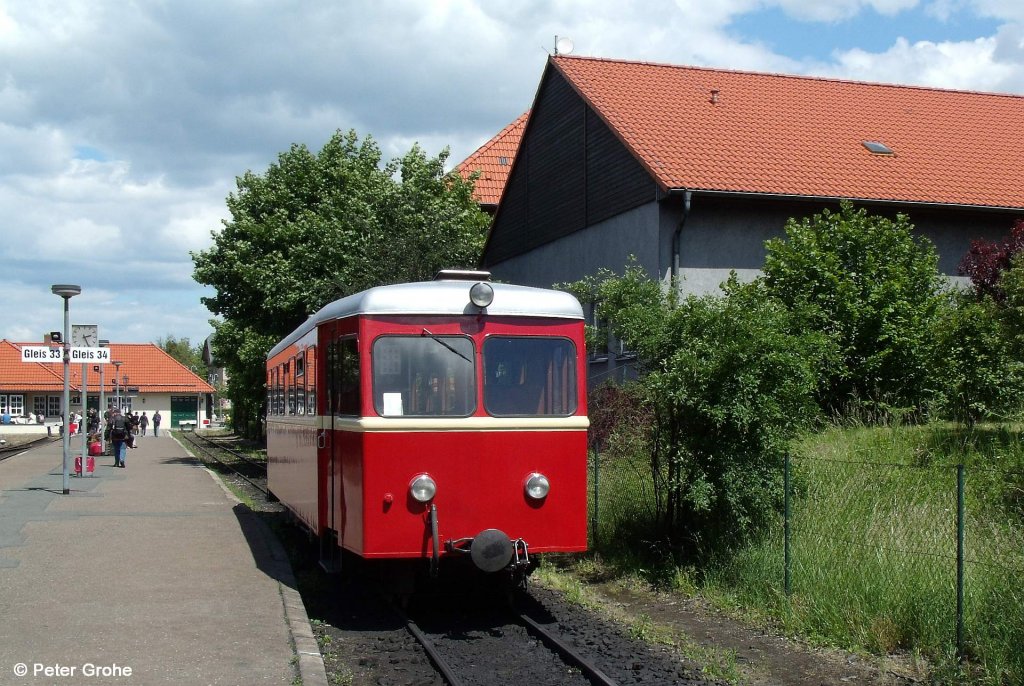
top-left (0, 433), bottom-right (315, 685)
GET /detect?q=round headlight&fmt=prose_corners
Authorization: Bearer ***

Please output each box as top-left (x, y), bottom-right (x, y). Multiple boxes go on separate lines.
top-left (409, 474), bottom-right (437, 503)
top-left (469, 281), bottom-right (494, 308)
top-left (524, 472), bottom-right (550, 500)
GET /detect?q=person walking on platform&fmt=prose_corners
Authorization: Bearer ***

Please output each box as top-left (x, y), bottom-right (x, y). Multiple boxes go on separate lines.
top-left (139, 411), bottom-right (150, 436)
top-left (153, 410), bottom-right (162, 437)
top-left (109, 408), bottom-right (130, 468)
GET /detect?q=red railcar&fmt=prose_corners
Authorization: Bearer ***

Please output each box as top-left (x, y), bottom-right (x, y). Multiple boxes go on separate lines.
top-left (266, 271), bottom-right (588, 578)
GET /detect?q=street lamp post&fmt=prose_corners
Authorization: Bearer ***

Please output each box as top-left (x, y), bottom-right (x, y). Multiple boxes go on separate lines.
top-left (51, 284), bottom-right (81, 495)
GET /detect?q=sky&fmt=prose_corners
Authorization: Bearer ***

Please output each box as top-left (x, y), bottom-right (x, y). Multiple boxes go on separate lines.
top-left (2, 0), bottom-right (1024, 349)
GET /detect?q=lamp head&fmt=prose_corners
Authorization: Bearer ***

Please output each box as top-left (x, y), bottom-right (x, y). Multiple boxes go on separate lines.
top-left (50, 284), bottom-right (82, 299)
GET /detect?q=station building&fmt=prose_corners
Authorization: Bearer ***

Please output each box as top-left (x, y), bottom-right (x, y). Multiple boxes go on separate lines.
top-left (0, 340), bottom-right (216, 430)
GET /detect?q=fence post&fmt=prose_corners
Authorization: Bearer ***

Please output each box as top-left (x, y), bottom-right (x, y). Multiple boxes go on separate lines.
top-left (784, 451), bottom-right (792, 596)
top-left (957, 463), bottom-right (965, 661)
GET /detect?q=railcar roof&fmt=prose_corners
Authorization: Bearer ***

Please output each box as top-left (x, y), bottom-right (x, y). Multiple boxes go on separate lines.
top-left (268, 280), bottom-right (584, 359)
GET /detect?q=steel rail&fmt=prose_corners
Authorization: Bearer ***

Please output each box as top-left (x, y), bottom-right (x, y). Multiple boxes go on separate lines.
top-left (188, 431), bottom-right (267, 471)
top-left (181, 432), bottom-right (269, 497)
top-left (0, 435), bottom-right (55, 460)
top-left (380, 592), bottom-right (465, 686)
top-left (403, 614), bottom-right (466, 686)
top-left (517, 611), bottom-right (619, 686)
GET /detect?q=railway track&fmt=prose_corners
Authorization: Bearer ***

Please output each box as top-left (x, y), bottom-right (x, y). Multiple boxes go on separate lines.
top-left (179, 431), bottom-right (270, 498)
top-left (0, 435), bottom-right (57, 461)
top-left (391, 591), bottom-right (621, 686)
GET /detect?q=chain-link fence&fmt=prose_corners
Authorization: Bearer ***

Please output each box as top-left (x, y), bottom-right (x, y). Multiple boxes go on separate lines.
top-left (589, 448), bottom-right (1024, 681)
top-left (784, 455), bottom-right (1024, 679)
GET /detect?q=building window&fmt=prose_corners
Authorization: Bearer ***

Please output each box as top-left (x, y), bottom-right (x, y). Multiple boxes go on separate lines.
top-left (34, 397), bottom-right (47, 416)
top-left (47, 396), bottom-right (61, 416)
top-left (0, 395), bottom-right (24, 416)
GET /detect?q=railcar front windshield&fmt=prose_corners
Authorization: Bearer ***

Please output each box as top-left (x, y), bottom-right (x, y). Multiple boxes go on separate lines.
top-left (372, 335), bottom-right (475, 417)
top-left (484, 337), bottom-right (577, 416)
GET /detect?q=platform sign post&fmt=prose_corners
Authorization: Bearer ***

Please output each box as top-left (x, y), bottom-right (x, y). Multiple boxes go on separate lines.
top-left (98, 340), bottom-right (109, 455)
top-left (72, 326), bottom-right (98, 478)
top-left (20, 331), bottom-right (109, 487)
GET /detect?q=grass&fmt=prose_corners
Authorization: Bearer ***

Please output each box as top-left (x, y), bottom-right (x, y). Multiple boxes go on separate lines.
top-left (534, 562), bottom-right (742, 684)
top-left (590, 422), bottom-right (1024, 684)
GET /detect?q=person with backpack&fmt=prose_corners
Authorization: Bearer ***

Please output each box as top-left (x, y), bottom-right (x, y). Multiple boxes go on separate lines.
top-left (139, 412), bottom-right (150, 436)
top-left (152, 410), bottom-right (162, 436)
top-left (109, 408), bottom-right (130, 468)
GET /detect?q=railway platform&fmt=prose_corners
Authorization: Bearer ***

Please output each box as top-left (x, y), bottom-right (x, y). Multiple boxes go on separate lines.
top-left (0, 433), bottom-right (325, 685)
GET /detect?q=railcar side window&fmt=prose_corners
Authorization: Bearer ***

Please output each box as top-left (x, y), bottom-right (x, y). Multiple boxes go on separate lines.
top-left (286, 360), bottom-right (296, 415)
top-left (305, 345), bottom-right (317, 415)
top-left (372, 335), bottom-right (475, 417)
top-left (328, 338), bottom-right (359, 416)
top-left (484, 337), bottom-right (578, 416)
top-left (295, 353), bottom-right (306, 415)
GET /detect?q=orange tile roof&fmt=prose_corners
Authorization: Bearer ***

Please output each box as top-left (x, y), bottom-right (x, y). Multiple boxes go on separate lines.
top-left (549, 55), bottom-right (1024, 209)
top-left (456, 111), bottom-right (528, 207)
top-left (0, 340), bottom-right (215, 394)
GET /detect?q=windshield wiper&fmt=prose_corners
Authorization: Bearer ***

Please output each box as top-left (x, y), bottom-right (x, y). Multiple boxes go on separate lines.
top-left (421, 328), bottom-right (473, 364)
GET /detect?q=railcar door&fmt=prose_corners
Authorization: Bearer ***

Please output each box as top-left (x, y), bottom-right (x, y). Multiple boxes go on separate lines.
top-left (321, 328), bottom-right (359, 572)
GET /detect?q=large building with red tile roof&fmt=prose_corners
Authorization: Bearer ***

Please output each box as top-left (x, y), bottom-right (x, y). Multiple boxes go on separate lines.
top-left (0, 340), bottom-right (216, 429)
top-left (479, 55), bottom-right (1024, 301)
top-left (456, 111), bottom-right (528, 211)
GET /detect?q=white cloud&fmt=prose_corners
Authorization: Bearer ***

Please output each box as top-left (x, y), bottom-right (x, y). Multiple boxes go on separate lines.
top-left (159, 202), bottom-right (228, 254)
top-left (776, 0), bottom-right (920, 22)
top-left (827, 35), bottom-right (1017, 91)
top-left (1, 0), bottom-right (1024, 347)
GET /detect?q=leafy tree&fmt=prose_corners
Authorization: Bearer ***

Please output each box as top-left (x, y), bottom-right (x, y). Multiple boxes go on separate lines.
top-left (762, 201), bottom-right (944, 417)
top-left (192, 130), bottom-right (490, 436)
top-left (565, 267), bottom-right (820, 556)
top-left (958, 219), bottom-right (1024, 303)
top-left (157, 335), bottom-right (204, 372)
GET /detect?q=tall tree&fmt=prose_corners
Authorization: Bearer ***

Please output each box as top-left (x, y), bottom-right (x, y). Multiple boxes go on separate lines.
top-left (192, 129), bottom-right (490, 436)
top-left (157, 335), bottom-right (204, 371)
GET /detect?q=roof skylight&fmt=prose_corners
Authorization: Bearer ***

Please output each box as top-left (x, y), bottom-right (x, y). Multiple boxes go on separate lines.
top-left (862, 140), bottom-right (894, 155)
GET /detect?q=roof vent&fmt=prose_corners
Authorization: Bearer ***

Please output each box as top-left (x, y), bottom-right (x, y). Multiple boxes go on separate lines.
top-left (499, 156), bottom-right (509, 166)
top-left (709, 89), bottom-right (720, 104)
top-left (862, 140), bottom-right (894, 155)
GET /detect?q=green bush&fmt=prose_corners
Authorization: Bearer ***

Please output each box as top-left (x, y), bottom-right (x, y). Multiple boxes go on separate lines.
top-left (573, 268), bottom-right (820, 558)
top-left (762, 201), bottom-right (944, 417)
top-left (930, 290), bottom-right (1024, 424)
